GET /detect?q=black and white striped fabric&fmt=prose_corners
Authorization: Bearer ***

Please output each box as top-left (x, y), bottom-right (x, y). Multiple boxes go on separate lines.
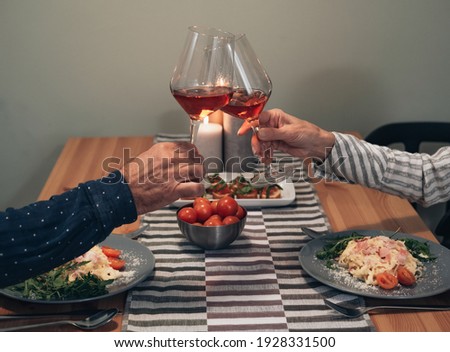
top-left (121, 134), bottom-right (374, 332)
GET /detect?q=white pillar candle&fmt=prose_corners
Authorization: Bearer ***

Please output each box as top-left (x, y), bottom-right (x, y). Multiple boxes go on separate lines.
top-left (195, 121), bottom-right (223, 173)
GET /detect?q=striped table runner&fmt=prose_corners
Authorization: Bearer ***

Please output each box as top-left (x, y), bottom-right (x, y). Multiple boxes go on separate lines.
top-left (121, 136), bottom-right (374, 332)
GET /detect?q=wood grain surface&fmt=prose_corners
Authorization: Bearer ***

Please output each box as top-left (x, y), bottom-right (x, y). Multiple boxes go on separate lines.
top-left (1, 135), bottom-right (448, 332)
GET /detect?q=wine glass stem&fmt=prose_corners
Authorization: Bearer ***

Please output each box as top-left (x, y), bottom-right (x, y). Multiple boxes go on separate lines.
top-left (251, 125), bottom-right (272, 164)
top-left (190, 119), bottom-right (202, 145)
top-left (250, 124), bottom-right (274, 181)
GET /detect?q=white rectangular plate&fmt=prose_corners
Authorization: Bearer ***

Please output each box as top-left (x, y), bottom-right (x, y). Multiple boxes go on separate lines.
top-left (171, 172), bottom-right (295, 208)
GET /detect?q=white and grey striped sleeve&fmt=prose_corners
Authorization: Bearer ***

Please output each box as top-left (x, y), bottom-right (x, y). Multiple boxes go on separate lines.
top-left (313, 132), bottom-right (450, 207)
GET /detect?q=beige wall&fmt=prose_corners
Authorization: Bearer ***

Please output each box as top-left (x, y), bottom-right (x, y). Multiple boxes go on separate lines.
top-left (1, 0), bottom-right (450, 209)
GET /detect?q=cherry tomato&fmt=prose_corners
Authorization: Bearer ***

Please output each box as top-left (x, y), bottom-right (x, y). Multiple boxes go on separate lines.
top-left (222, 215), bottom-right (240, 225)
top-left (376, 272), bottom-right (398, 290)
top-left (193, 197), bottom-right (210, 208)
top-left (217, 196), bottom-right (238, 218)
top-left (178, 207), bottom-right (197, 224)
top-left (192, 222), bottom-right (203, 226)
top-left (204, 216), bottom-right (223, 226)
top-left (210, 200), bottom-right (219, 215)
top-left (397, 266), bottom-right (416, 286)
top-left (235, 206), bottom-right (245, 219)
top-left (194, 202), bottom-right (213, 223)
top-left (101, 246), bottom-right (122, 258)
top-left (207, 214), bottom-right (222, 222)
top-left (108, 257), bottom-right (125, 270)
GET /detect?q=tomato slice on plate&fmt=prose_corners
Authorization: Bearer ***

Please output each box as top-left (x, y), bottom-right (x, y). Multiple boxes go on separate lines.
top-left (101, 246), bottom-right (122, 258)
top-left (397, 265), bottom-right (416, 286)
top-left (376, 272), bottom-right (398, 290)
top-left (108, 257), bottom-right (126, 270)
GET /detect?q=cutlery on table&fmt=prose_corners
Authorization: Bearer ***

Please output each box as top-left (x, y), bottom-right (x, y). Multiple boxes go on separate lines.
top-left (0, 308), bottom-right (118, 331)
top-left (301, 227), bottom-right (329, 239)
top-left (324, 299), bottom-right (450, 318)
top-left (0, 309), bottom-right (110, 320)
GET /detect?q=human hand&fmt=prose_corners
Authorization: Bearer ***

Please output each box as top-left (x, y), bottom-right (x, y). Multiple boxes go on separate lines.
top-left (121, 142), bottom-right (205, 214)
top-left (237, 108), bottom-right (336, 161)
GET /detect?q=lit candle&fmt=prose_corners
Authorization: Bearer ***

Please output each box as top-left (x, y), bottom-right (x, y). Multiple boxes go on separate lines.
top-left (195, 118), bottom-right (223, 173)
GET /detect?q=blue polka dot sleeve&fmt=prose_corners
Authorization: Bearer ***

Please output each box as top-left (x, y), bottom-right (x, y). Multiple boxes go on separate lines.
top-left (0, 170), bottom-right (137, 288)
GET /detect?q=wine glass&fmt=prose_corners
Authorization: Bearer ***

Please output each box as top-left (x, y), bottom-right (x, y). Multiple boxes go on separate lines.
top-left (220, 33), bottom-right (276, 184)
top-left (170, 26), bottom-right (235, 144)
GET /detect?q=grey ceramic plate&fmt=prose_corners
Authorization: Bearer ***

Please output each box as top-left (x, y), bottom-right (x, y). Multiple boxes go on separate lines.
top-left (0, 235), bottom-right (155, 304)
top-left (299, 230), bottom-right (450, 299)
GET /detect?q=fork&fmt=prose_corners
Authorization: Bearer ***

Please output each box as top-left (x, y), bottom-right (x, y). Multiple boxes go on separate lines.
top-left (324, 299), bottom-right (450, 318)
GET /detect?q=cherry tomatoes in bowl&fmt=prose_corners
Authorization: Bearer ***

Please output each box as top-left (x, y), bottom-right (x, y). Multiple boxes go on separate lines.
top-left (222, 216), bottom-right (240, 225)
top-left (176, 197), bottom-right (247, 250)
top-left (194, 202), bottom-right (213, 223)
top-left (193, 197), bottom-right (211, 208)
top-left (235, 206), bottom-right (245, 219)
top-left (204, 216), bottom-right (223, 226)
top-left (177, 207), bottom-right (197, 224)
top-left (217, 196), bottom-right (238, 218)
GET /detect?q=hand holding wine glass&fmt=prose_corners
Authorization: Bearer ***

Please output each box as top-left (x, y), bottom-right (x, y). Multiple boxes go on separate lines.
top-left (170, 26), bottom-right (235, 144)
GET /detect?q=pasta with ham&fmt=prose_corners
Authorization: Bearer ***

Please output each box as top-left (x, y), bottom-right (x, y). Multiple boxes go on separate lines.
top-left (338, 236), bottom-right (420, 287)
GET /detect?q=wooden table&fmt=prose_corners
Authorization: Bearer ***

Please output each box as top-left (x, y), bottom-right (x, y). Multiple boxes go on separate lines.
top-left (1, 136), bottom-right (449, 332)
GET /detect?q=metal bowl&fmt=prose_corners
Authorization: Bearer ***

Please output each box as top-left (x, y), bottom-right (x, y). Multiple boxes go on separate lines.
top-left (176, 204), bottom-right (247, 250)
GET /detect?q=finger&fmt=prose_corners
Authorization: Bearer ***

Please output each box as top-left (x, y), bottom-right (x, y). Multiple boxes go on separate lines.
top-left (258, 110), bottom-right (272, 127)
top-left (257, 126), bottom-right (284, 142)
top-left (251, 133), bottom-right (262, 157)
top-left (175, 163), bottom-right (204, 183)
top-left (172, 143), bottom-right (204, 163)
top-left (175, 182), bottom-right (205, 199)
top-left (237, 120), bottom-right (254, 136)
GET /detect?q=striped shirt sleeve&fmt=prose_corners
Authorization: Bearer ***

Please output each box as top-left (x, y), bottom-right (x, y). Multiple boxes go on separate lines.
top-left (313, 132), bottom-right (450, 207)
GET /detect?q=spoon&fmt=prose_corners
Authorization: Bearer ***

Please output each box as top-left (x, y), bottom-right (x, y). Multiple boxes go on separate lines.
top-left (0, 308), bottom-right (118, 332)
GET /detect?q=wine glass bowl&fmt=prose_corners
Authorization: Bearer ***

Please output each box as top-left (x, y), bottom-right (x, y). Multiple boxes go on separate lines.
top-left (170, 26), bottom-right (235, 143)
top-left (172, 87), bottom-right (233, 122)
top-left (221, 33), bottom-right (272, 127)
top-left (220, 33), bottom-right (276, 184)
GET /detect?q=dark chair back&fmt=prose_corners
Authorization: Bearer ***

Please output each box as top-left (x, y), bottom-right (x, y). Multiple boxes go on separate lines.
top-left (365, 122), bottom-right (450, 152)
top-left (436, 211), bottom-right (450, 249)
top-left (365, 122), bottom-right (450, 248)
